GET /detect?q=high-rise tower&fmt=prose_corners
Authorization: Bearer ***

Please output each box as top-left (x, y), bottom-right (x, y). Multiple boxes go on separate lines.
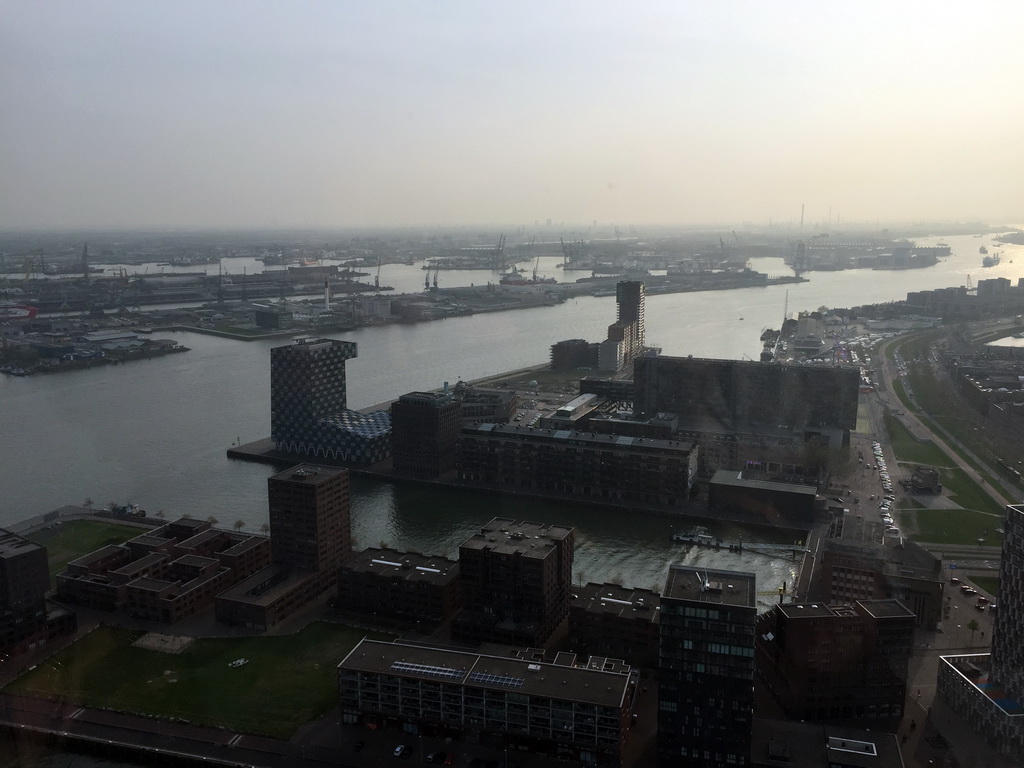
top-left (451, 518), bottom-right (574, 648)
top-left (268, 464), bottom-right (352, 584)
top-left (270, 337), bottom-right (357, 454)
top-left (658, 565), bottom-right (757, 768)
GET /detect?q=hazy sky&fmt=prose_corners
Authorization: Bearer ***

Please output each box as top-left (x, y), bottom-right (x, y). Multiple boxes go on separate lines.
top-left (2, 1), bottom-right (1022, 230)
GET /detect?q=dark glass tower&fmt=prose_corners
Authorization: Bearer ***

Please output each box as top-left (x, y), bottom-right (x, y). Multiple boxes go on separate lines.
top-left (658, 565), bottom-right (757, 768)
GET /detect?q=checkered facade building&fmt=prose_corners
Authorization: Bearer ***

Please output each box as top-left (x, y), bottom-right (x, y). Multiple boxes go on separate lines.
top-left (271, 337), bottom-right (391, 464)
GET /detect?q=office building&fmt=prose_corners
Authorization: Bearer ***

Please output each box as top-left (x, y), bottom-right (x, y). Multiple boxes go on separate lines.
top-left (709, 470), bottom-right (817, 524)
top-left (215, 464), bottom-right (352, 630)
top-left (816, 539), bottom-right (944, 629)
top-left (454, 386), bottom-right (518, 425)
top-left (451, 518), bottom-right (574, 649)
top-left (0, 529), bottom-right (74, 655)
top-left (569, 582), bottom-right (661, 669)
top-left (267, 464), bottom-right (351, 581)
top-left (749, 719), bottom-right (904, 767)
top-left (550, 338), bottom-right (599, 371)
top-left (0, 528), bottom-right (49, 614)
top-left (633, 354), bottom-right (859, 445)
top-left (458, 424), bottom-right (698, 508)
top-left (755, 600), bottom-right (915, 724)
top-left (270, 337), bottom-right (357, 453)
top-left (336, 547), bottom-right (462, 629)
top-left (390, 390), bottom-right (461, 476)
top-left (937, 504), bottom-right (1024, 760)
top-left (658, 565), bottom-right (757, 768)
top-left (338, 638), bottom-right (639, 767)
top-left (56, 519), bottom-right (271, 624)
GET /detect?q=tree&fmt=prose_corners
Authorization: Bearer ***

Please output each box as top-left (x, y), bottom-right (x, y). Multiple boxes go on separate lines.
top-left (259, 523), bottom-right (270, 535)
top-left (967, 618), bottom-right (981, 643)
top-left (82, 498), bottom-right (93, 508)
top-left (233, 519), bottom-right (246, 531)
top-left (206, 516), bottom-right (219, 526)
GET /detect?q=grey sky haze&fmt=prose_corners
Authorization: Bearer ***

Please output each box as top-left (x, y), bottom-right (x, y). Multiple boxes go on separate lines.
top-left (2, 1), bottom-right (1022, 230)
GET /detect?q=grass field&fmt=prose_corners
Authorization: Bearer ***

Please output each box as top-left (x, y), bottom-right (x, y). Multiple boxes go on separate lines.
top-left (27, 519), bottom-right (144, 579)
top-left (4, 622), bottom-right (389, 738)
top-left (900, 508), bottom-right (1004, 546)
top-left (969, 575), bottom-right (999, 596)
top-left (938, 467), bottom-right (1007, 517)
top-left (882, 411), bottom-right (951, 467)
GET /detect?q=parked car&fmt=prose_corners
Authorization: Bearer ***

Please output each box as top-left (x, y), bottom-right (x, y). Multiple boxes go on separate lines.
top-left (394, 745), bottom-right (407, 758)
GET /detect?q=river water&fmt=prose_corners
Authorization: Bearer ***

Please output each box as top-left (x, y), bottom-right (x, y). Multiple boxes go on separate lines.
top-left (2, 231), bottom-right (1022, 600)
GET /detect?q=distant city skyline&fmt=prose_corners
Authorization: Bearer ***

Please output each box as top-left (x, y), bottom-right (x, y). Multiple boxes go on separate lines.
top-left (2, 1), bottom-right (1022, 230)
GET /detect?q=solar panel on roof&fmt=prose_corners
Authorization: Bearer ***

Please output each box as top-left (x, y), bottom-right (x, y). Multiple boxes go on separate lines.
top-left (391, 661), bottom-right (465, 681)
top-left (468, 672), bottom-right (525, 688)
top-left (615, 436), bottom-right (635, 445)
top-left (553, 430), bottom-right (572, 439)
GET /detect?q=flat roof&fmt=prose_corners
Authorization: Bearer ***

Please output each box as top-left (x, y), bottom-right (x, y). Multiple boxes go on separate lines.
top-left (269, 464), bottom-right (348, 486)
top-left (710, 470), bottom-right (817, 497)
top-left (68, 544), bottom-right (129, 568)
top-left (663, 565), bottom-right (757, 608)
top-left (0, 528), bottom-right (44, 558)
top-left (777, 603), bottom-right (837, 619)
top-left (216, 564), bottom-right (316, 607)
top-left (572, 582), bottom-right (660, 622)
top-left (460, 518), bottom-right (572, 560)
top-left (111, 552), bottom-right (167, 576)
top-left (856, 599), bottom-right (916, 619)
top-left (340, 639), bottom-right (632, 708)
top-left (173, 554), bottom-right (220, 570)
top-left (461, 423), bottom-right (694, 454)
top-left (342, 548), bottom-right (459, 585)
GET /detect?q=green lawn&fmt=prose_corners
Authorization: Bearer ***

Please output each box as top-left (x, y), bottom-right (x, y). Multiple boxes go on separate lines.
top-left (970, 575), bottom-right (999, 597)
top-left (26, 519), bottom-right (144, 580)
top-left (4, 622), bottom-right (388, 738)
top-left (882, 411), bottom-right (951, 466)
top-left (900, 508), bottom-right (1003, 546)
top-left (938, 467), bottom-right (1007, 517)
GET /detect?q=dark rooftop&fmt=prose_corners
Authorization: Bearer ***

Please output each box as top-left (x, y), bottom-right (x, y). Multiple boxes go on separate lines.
top-left (342, 548), bottom-right (459, 585)
top-left (270, 464), bottom-right (348, 486)
top-left (460, 518), bottom-right (573, 559)
top-left (0, 528), bottom-right (44, 557)
top-left (710, 469), bottom-right (817, 497)
top-left (663, 565), bottom-right (757, 608)
top-left (339, 639), bottom-right (633, 708)
top-left (572, 582), bottom-right (661, 622)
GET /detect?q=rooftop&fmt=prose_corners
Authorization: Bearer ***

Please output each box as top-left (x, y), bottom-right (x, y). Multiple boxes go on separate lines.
top-left (342, 548), bottom-right (459, 586)
top-left (0, 528), bottom-right (44, 558)
top-left (572, 582), bottom-right (661, 621)
top-left (462, 422), bottom-right (693, 454)
top-left (663, 565), bottom-right (757, 608)
top-left (339, 639), bottom-right (633, 708)
top-left (460, 518), bottom-right (573, 559)
top-left (710, 469), bottom-right (818, 497)
top-left (269, 464), bottom-right (348, 487)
